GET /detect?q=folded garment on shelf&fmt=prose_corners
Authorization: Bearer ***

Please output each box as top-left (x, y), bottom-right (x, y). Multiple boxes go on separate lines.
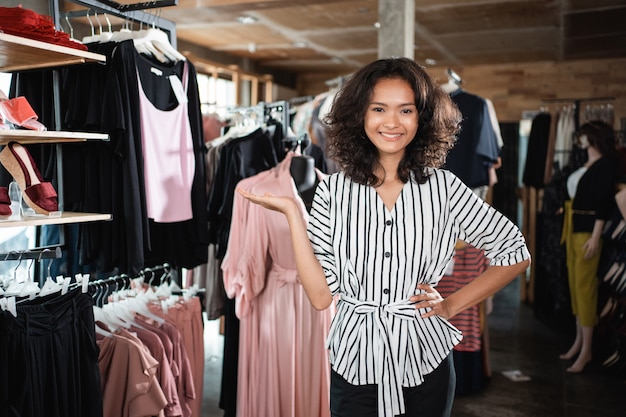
top-left (0, 6), bottom-right (87, 51)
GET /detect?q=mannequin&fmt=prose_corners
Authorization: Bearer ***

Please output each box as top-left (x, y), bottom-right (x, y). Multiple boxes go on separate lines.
top-left (290, 153), bottom-right (317, 211)
top-left (559, 120), bottom-right (618, 373)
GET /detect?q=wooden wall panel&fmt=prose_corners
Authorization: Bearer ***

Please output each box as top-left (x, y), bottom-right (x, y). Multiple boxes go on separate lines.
top-left (296, 58), bottom-right (626, 128)
top-left (427, 59), bottom-right (626, 125)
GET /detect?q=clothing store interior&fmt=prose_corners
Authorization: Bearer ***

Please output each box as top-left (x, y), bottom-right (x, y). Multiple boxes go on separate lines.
top-left (0, 0), bottom-right (625, 416)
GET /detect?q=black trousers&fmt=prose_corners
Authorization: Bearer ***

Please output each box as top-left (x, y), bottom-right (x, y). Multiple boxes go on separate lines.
top-left (330, 354), bottom-right (456, 417)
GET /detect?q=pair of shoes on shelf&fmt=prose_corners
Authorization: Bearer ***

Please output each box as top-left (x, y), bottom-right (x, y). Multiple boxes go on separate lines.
top-left (0, 141), bottom-right (58, 215)
top-left (0, 89), bottom-right (47, 131)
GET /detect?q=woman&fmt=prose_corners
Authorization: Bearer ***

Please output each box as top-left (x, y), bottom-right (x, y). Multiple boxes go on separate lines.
top-left (238, 57), bottom-right (530, 417)
top-left (559, 120), bottom-right (618, 373)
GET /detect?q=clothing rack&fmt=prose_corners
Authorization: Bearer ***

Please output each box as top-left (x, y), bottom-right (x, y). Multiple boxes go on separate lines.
top-left (540, 96), bottom-right (615, 103)
top-left (56, 0), bottom-right (178, 47)
top-left (88, 263), bottom-right (171, 306)
top-left (96, 0), bottom-right (177, 12)
top-left (224, 101), bottom-right (290, 137)
top-left (1, 247), bottom-right (62, 261)
top-left (325, 74), bottom-right (350, 88)
top-left (289, 95), bottom-right (315, 105)
top-left (263, 100), bottom-right (290, 136)
top-left (540, 96), bottom-right (616, 130)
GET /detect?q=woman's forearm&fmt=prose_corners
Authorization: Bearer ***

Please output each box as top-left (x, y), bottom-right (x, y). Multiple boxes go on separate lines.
top-left (442, 260), bottom-right (530, 319)
top-left (284, 206), bottom-right (333, 310)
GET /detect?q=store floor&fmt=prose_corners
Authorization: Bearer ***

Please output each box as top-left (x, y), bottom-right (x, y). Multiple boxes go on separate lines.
top-left (200, 278), bottom-right (625, 417)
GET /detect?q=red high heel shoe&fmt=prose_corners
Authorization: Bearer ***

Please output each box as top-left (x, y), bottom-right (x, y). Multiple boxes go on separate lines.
top-left (0, 186), bottom-right (11, 217)
top-left (0, 96), bottom-right (47, 131)
top-left (0, 142), bottom-right (58, 215)
top-left (0, 89), bottom-right (46, 131)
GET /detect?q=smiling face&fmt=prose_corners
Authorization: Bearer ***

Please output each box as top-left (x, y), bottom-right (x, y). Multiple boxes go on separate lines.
top-left (364, 77), bottom-right (419, 162)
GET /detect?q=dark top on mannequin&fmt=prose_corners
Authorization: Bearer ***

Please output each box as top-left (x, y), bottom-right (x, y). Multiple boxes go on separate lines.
top-left (290, 155), bottom-right (318, 212)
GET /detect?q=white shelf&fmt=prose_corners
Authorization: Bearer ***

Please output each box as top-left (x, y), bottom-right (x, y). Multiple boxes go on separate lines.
top-left (0, 130), bottom-right (109, 145)
top-left (0, 212), bottom-right (111, 228)
top-left (0, 32), bottom-right (105, 72)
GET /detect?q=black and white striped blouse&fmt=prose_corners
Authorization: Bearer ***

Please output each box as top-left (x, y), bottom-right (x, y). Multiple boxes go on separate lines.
top-left (307, 168), bottom-right (530, 417)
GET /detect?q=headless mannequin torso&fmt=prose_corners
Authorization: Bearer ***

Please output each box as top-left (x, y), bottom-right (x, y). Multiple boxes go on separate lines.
top-left (290, 155), bottom-right (318, 212)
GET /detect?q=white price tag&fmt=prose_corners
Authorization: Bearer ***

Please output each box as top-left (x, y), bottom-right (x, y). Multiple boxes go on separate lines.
top-left (169, 75), bottom-right (188, 105)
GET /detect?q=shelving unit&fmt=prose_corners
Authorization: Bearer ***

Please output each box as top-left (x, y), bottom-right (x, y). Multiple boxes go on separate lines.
top-left (0, 212), bottom-right (111, 227)
top-left (0, 33), bottom-right (111, 229)
top-left (0, 130), bottom-right (108, 145)
top-left (0, 32), bottom-right (105, 70)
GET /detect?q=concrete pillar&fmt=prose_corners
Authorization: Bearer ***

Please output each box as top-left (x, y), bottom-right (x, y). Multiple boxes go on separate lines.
top-left (378, 0), bottom-right (415, 59)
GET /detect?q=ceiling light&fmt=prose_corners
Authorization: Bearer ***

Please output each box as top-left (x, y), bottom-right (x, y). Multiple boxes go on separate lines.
top-left (425, 58), bottom-right (437, 65)
top-left (237, 15), bottom-right (258, 24)
top-left (248, 43), bottom-right (257, 53)
top-left (374, 22), bottom-right (381, 29)
top-left (330, 57), bottom-right (343, 64)
top-left (293, 41), bottom-right (309, 48)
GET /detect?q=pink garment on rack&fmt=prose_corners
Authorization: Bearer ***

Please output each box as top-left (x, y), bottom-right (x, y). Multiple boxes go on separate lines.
top-left (148, 297), bottom-right (205, 417)
top-left (144, 305), bottom-right (197, 417)
top-left (129, 325), bottom-right (182, 417)
top-left (137, 61), bottom-right (195, 222)
top-left (222, 152), bottom-right (333, 417)
top-left (97, 332), bottom-right (168, 417)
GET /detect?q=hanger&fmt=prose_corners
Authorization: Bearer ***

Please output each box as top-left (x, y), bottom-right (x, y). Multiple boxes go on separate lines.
top-left (133, 19), bottom-right (168, 63)
top-left (64, 14), bottom-right (76, 42)
top-left (98, 13), bottom-right (113, 43)
top-left (81, 11), bottom-right (100, 43)
top-left (132, 9), bottom-right (186, 63)
top-left (17, 254), bottom-right (40, 299)
top-left (109, 14), bottom-right (133, 43)
top-left (0, 251), bottom-right (16, 293)
top-left (440, 69), bottom-right (461, 94)
top-left (38, 253), bottom-right (62, 297)
top-left (4, 252), bottom-right (24, 296)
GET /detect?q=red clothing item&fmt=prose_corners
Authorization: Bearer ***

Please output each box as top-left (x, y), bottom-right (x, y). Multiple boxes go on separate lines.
top-left (438, 245), bottom-right (490, 352)
top-left (0, 6), bottom-right (87, 50)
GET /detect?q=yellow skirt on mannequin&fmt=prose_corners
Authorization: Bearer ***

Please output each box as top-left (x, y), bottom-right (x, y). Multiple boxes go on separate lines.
top-left (561, 200), bottom-right (601, 327)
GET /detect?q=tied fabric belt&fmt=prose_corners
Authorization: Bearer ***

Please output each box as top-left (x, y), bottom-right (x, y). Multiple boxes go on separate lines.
top-left (342, 295), bottom-right (418, 417)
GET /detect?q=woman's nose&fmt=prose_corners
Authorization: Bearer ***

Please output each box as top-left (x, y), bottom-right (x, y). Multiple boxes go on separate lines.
top-left (383, 113), bottom-right (399, 128)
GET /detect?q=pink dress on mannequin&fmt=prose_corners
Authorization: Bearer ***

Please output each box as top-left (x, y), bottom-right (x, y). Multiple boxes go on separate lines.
top-left (222, 152), bottom-right (332, 417)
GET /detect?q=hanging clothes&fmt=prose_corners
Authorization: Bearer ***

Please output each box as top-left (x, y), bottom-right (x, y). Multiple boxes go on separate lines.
top-left (443, 89), bottom-right (500, 190)
top-left (136, 56), bottom-right (196, 223)
top-left (222, 152), bottom-right (332, 417)
top-left (438, 244), bottom-right (490, 395)
top-left (10, 39), bottom-right (210, 276)
top-left (203, 123), bottom-right (281, 417)
top-left (93, 275), bottom-right (204, 417)
top-left (0, 289), bottom-right (103, 417)
top-left (522, 112), bottom-right (552, 188)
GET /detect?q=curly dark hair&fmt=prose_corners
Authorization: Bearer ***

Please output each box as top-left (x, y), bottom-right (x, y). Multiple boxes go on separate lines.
top-left (324, 57), bottom-right (461, 186)
top-left (577, 120), bottom-right (617, 157)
